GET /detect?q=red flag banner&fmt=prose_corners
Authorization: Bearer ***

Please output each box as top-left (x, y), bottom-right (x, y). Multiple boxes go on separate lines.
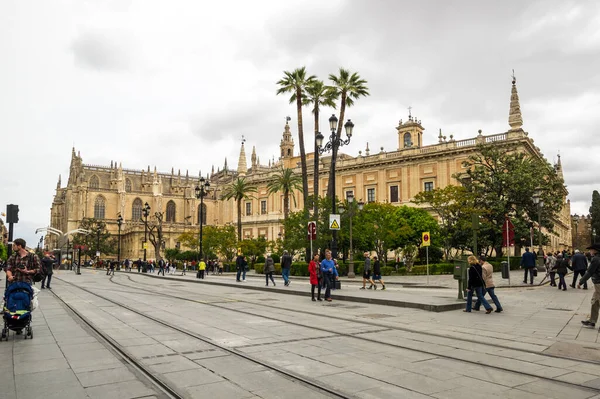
top-left (502, 218), bottom-right (515, 247)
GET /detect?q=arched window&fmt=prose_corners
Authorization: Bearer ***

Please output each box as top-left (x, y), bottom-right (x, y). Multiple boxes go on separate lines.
top-left (403, 133), bottom-right (412, 148)
top-left (198, 203), bottom-right (207, 225)
top-left (287, 149), bottom-right (291, 156)
top-left (89, 175), bottom-right (100, 189)
top-left (94, 196), bottom-right (106, 219)
top-left (125, 178), bottom-right (132, 192)
top-left (132, 198), bottom-right (142, 221)
top-left (166, 201), bottom-right (176, 223)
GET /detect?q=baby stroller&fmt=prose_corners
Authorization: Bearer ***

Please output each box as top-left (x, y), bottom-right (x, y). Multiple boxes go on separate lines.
top-left (2, 282), bottom-right (34, 340)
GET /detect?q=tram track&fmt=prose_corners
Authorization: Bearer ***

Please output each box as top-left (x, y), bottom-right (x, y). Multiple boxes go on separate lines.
top-left (52, 276), bottom-right (355, 399)
top-left (97, 272), bottom-right (600, 394)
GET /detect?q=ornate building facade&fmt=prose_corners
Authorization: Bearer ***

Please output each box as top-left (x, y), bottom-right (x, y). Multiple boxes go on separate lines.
top-left (48, 78), bottom-right (573, 259)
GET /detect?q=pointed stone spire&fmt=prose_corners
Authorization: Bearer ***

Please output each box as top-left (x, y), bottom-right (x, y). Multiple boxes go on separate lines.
top-left (237, 140), bottom-right (248, 176)
top-left (224, 157), bottom-right (228, 171)
top-left (280, 119), bottom-right (294, 158)
top-left (171, 167), bottom-right (174, 175)
top-left (57, 174), bottom-right (61, 189)
top-left (211, 165), bottom-right (215, 175)
top-left (365, 142), bottom-right (370, 156)
top-left (71, 147), bottom-right (76, 159)
top-left (509, 71), bottom-right (523, 130)
top-left (438, 129), bottom-right (443, 143)
top-left (110, 160), bottom-right (114, 168)
top-left (251, 146), bottom-right (257, 169)
top-left (555, 153), bottom-right (564, 179)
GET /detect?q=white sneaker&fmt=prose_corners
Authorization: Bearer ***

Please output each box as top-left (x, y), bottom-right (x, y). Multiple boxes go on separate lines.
top-left (242, 279), bottom-right (246, 282)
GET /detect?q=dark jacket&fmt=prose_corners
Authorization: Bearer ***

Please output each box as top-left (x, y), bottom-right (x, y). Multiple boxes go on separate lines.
top-left (580, 254), bottom-right (600, 285)
top-left (555, 258), bottom-right (569, 275)
top-left (373, 260), bottom-right (381, 276)
top-left (236, 255), bottom-right (245, 271)
top-left (264, 257), bottom-right (275, 274)
top-left (41, 256), bottom-right (54, 275)
top-left (520, 251), bottom-right (537, 268)
top-left (571, 253), bottom-right (588, 272)
top-left (467, 263), bottom-right (485, 290)
top-left (281, 253), bottom-right (292, 269)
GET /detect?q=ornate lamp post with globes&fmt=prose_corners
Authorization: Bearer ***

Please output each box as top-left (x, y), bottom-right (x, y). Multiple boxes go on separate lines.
top-left (532, 190), bottom-right (544, 268)
top-left (316, 114), bottom-right (355, 260)
top-left (117, 213), bottom-right (123, 267)
top-left (142, 202), bottom-right (151, 262)
top-left (195, 177), bottom-right (211, 261)
top-left (338, 192), bottom-right (364, 278)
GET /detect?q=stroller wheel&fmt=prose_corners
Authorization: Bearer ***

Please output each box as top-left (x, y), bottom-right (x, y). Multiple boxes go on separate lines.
top-left (27, 327), bottom-right (33, 338)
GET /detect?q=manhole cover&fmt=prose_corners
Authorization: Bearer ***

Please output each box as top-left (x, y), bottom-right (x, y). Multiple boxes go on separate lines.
top-left (359, 314), bottom-right (395, 319)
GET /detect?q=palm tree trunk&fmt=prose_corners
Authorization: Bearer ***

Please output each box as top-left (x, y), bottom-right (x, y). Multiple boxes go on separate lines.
top-left (313, 108), bottom-right (319, 223)
top-left (237, 199), bottom-right (242, 241)
top-left (327, 93), bottom-right (346, 201)
top-left (296, 89), bottom-right (309, 211)
top-left (284, 190), bottom-right (289, 221)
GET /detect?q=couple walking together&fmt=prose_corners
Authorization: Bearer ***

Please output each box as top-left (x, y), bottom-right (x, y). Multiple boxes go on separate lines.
top-left (464, 255), bottom-right (503, 313)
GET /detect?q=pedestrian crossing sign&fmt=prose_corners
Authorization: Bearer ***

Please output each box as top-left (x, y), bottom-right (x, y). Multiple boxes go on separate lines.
top-left (329, 214), bottom-right (341, 230)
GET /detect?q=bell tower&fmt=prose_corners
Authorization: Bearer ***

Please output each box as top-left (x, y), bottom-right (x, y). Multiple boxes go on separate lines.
top-left (280, 117), bottom-right (294, 159)
top-left (396, 108), bottom-right (424, 149)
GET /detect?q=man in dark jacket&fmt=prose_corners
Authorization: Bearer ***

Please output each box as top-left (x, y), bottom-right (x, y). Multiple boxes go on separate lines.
top-left (281, 250), bottom-right (293, 286)
top-left (235, 254), bottom-right (245, 282)
top-left (571, 250), bottom-right (588, 289)
top-left (521, 247), bottom-right (537, 285)
top-left (41, 254), bottom-right (54, 289)
top-left (579, 244), bottom-right (600, 328)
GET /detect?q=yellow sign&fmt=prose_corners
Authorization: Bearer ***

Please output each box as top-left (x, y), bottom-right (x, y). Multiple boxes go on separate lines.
top-left (237, 247), bottom-right (242, 255)
top-left (422, 232), bottom-right (431, 247)
top-left (329, 214), bottom-right (340, 230)
top-left (142, 242), bottom-right (148, 250)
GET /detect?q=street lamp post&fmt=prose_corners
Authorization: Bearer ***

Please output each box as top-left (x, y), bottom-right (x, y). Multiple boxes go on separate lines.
top-left (195, 177), bottom-right (211, 261)
top-left (96, 229), bottom-right (100, 262)
top-left (573, 214), bottom-right (580, 251)
top-left (316, 114), bottom-right (354, 260)
top-left (142, 202), bottom-right (151, 262)
top-left (117, 213), bottom-right (123, 267)
top-left (533, 190), bottom-right (544, 268)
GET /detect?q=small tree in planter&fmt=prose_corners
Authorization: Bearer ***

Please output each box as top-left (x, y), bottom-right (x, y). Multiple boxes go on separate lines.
top-left (402, 244), bottom-right (419, 272)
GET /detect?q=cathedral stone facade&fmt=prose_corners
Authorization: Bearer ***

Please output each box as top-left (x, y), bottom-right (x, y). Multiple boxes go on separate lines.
top-left (48, 78), bottom-right (573, 259)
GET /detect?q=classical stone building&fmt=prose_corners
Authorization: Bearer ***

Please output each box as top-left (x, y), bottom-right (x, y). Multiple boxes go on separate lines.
top-left (571, 214), bottom-right (595, 251)
top-left (48, 78), bottom-right (573, 259)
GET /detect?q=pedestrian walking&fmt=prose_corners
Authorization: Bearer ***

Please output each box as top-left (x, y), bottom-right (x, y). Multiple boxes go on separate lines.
top-left (546, 252), bottom-right (557, 286)
top-left (264, 255), bottom-right (276, 286)
top-left (308, 254), bottom-right (322, 301)
top-left (473, 255), bottom-right (502, 312)
top-left (40, 253), bottom-right (54, 289)
top-left (108, 261), bottom-right (115, 276)
top-left (521, 247), bottom-right (537, 284)
top-left (571, 250), bottom-right (589, 289)
top-left (236, 254), bottom-right (246, 282)
top-left (579, 244), bottom-right (600, 328)
top-left (182, 261), bottom-right (187, 276)
top-left (555, 254), bottom-right (569, 291)
top-left (281, 250), bottom-right (292, 286)
top-left (371, 256), bottom-right (386, 290)
top-left (360, 252), bottom-right (375, 289)
top-left (158, 259), bottom-right (165, 276)
top-left (464, 255), bottom-right (493, 313)
top-left (320, 249), bottom-right (335, 301)
top-left (198, 259), bottom-right (206, 279)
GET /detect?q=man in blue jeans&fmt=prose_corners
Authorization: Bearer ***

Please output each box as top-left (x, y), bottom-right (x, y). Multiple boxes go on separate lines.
top-left (281, 250), bottom-right (292, 286)
top-left (521, 247), bottom-right (537, 284)
top-left (473, 255), bottom-right (503, 313)
top-left (320, 249), bottom-right (335, 302)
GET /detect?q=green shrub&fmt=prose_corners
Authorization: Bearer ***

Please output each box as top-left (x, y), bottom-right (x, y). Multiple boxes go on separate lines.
top-left (271, 254), bottom-right (280, 263)
top-left (290, 262), bottom-right (309, 276)
top-left (381, 266), bottom-right (394, 276)
top-left (254, 263), bottom-right (282, 274)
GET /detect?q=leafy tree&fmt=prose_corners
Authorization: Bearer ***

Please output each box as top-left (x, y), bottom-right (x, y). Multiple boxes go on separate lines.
top-left (353, 203), bottom-right (404, 262)
top-left (0, 242), bottom-right (7, 261)
top-left (144, 211), bottom-right (166, 260)
top-left (177, 231), bottom-right (199, 251)
top-left (267, 167), bottom-right (303, 222)
top-left (221, 177), bottom-right (257, 241)
top-left (72, 218), bottom-right (117, 259)
top-left (455, 143), bottom-right (564, 256)
top-left (326, 68), bottom-right (370, 200)
top-left (282, 197), bottom-right (335, 257)
top-left (203, 225), bottom-right (237, 261)
top-left (413, 186), bottom-right (476, 259)
top-left (239, 237), bottom-right (268, 266)
top-left (276, 67), bottom-right (316, 214)
top-left (590, 190), bottom-right (600, 243)
top-left (164, 248), bottom-right (180, 263)
top-left (304, 79), bottom-right (337, 220)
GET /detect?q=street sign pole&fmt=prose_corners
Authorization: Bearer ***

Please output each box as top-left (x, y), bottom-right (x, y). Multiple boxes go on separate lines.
top-left (426, 246), bottom-right (429, 286)
top-left (422, 231), bottom-right (431, 286)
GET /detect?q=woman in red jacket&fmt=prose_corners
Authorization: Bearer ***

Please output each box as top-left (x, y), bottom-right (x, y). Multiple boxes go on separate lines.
top-left (309, 254), bottom-right (322, 301)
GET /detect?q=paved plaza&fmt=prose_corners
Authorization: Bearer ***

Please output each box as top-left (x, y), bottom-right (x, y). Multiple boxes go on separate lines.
top-left (3, 268), bottom-right (600, 398)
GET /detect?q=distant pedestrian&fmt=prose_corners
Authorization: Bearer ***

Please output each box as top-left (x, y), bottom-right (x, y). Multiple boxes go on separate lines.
top-left (281, 250), bottom-right (292, 286)
top-left (360, 252), bottom-right (375, 290)
top-left (474, 255), bottom-right (502, 312)
top-left (137, 258), bottom-right (142, 273)
top-left (158, 259), bottom-right (165, 276)
top-left (309, 254), bottom-right (321, 301)
top-left (571, 250), bottom-right (588, 289)
top-left (264, 255), bottom-right (276, 286)
top-left (371, 256), bottom-right (386, 290)
top-left (108, 261), bottom-right (115, 276)
top-left (320, 249), bottom-right (335, 301)
top-left (236, 254), bottom-right (246, 282)
top-left (521, 247), bottom-right (536, 284)
top-left (182, 262), bottom-right (187, 276)
top-left (464, 255), bottom-right (493, 313)
top-left (579, 244), bottom-right (600, 328)
top-left (546, 252), bottom-right (557, 286)
top-left (555, 254), bottom-right (569, 291)
top-left (218, 260), bottom-right (224, 275)
top-left (198, 259), bottom-right (206, 279)
top-left (41, 253), bottom-right (54, 289)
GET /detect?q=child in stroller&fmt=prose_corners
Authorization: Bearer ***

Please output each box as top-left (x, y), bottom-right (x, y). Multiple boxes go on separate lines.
top-left (2, 281), bottom-right (34, 340)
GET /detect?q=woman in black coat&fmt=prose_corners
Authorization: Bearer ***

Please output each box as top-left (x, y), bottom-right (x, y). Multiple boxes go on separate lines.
top-left (555, 254), bottom-right (569, 291)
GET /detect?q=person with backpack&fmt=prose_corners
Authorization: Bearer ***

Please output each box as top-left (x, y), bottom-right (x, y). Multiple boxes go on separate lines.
top-left (308, 253), bottom-right (322, 301)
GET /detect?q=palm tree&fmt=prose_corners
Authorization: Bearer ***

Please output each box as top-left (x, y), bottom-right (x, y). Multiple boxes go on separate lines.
top-left (276, 67), bottom-right (316, 214)
top-left (327, 68), bottom-right (370, 200)
top-left (267, 167), bottom-right (303, 222)
top-left (304, 80), bottom-right (337, 221)
top-left (221, 177), bottom-right (257, 241)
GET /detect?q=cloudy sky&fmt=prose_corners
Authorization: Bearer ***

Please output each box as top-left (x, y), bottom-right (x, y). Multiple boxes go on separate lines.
top-left (1, 0), bottom-right (599, 247)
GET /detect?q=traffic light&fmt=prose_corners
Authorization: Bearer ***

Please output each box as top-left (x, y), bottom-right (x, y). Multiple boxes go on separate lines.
top-left (6, 204), bottom-right (19, 223)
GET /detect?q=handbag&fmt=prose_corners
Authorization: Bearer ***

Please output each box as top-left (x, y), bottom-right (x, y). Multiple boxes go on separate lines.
top-left (29, 254), bottom-right (44, 282)
top-left (532, 268), bottom-right (538, 277)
